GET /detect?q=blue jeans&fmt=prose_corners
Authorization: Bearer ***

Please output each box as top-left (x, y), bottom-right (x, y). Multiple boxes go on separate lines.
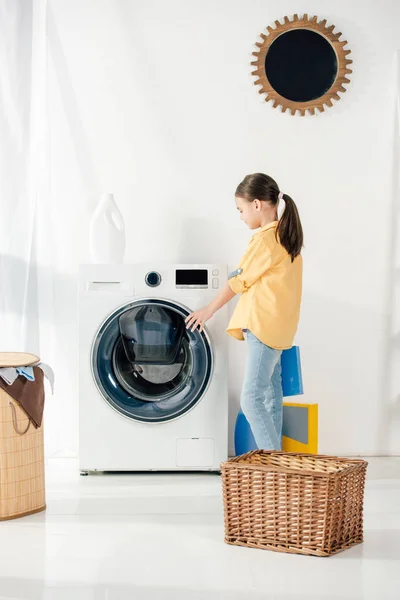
top-left (241, 330), bottom-right (283, 450)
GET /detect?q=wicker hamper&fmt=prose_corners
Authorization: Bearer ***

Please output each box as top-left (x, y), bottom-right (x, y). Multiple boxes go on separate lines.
top-left (221, 450), bottom-right (367, 557)
top-left (0, 353), bottom-right (46, 520)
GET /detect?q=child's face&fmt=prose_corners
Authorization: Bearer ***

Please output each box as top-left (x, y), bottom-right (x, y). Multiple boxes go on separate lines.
top-left (235, 196), bottom-right (261, 230)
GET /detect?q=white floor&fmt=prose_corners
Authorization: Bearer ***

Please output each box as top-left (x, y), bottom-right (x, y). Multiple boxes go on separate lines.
top-left (0, 458), bottom-right (399, 600)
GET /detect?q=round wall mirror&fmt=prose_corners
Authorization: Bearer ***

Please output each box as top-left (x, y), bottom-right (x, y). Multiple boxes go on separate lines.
top-left (251, 14), bottom-right (352, 116)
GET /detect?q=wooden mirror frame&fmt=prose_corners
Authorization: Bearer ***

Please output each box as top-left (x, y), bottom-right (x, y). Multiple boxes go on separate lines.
top-left (251, 14), bottom-right (352, 116)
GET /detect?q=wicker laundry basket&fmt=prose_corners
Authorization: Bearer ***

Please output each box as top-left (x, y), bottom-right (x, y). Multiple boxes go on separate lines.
top-left (0, 353), bottom-right (46, 520)
top-left (221, 450), bottom-right (367, 557)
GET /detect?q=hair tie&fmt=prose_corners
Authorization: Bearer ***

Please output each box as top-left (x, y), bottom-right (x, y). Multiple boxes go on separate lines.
top-left (277, 191), bottom-right (286, 219)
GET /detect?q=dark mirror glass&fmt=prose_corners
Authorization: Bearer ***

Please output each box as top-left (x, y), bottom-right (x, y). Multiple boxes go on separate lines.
top-left (265, 29), bottom-right (338, 102)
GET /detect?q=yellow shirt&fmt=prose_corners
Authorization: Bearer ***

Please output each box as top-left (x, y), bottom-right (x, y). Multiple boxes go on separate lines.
top-left (226, 221), bottom-right (302, 350)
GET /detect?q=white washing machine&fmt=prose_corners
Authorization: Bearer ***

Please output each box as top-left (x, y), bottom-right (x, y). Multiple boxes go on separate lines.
top-left (78, 263), bottom-right (228, 473)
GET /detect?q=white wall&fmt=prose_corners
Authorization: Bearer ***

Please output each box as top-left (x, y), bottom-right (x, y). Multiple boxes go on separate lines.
top-left (46, 0), bottom-right (400, 457)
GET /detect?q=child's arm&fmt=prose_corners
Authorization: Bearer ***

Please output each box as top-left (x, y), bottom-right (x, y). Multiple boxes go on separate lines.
top-left (185, 282), bottom-right (235, 333)
top-left (227, 235), bottom-right (272, 294)
top-left (185, 234), bottom-right (272, 332)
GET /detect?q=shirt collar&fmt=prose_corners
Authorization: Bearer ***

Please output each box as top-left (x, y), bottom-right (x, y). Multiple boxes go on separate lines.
top-left (258, 220), bottom-right (278, 233)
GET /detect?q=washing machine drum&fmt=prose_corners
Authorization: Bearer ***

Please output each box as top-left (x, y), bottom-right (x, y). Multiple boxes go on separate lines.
top-left (119, 305), bottom-right (185, 365)
top-left (92, 300), bottom-right (213, 423)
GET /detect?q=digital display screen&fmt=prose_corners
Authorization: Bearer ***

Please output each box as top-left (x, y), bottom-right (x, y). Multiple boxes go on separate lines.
top-left (176, 269), bottom-right (208, 286)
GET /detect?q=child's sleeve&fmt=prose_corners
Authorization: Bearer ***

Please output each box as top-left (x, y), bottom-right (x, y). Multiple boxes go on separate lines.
top-left (228, 236), bottom-right (272, 294)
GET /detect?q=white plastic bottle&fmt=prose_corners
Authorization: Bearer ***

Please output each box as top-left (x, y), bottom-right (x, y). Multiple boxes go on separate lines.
top-left (89, 193), bottom-right (126, 264)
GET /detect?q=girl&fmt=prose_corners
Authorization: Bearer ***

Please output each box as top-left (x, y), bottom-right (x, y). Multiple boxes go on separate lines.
top-left (185, 173), bottom-right (303, 450)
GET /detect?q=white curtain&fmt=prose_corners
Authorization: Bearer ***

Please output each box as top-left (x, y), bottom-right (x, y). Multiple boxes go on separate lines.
top-left (0, 0), bottom-right (65, 457)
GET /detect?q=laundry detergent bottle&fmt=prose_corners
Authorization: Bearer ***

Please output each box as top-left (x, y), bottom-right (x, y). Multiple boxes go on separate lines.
top-left (89, 193), bottom-right (126, 263)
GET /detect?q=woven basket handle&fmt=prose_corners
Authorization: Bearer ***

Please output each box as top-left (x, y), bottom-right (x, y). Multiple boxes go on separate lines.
top-left (8, 401), bottom-right (31, 435)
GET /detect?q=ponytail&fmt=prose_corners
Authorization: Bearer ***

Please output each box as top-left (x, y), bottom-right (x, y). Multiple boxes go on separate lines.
top-left (276, 194), bottom-right (303, 262)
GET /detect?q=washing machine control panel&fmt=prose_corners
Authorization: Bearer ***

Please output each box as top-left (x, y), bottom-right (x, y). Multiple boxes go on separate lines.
top-left (141, 267), bottom-right (221, 290)
top-left (175, 269), bottom-right (210, 290)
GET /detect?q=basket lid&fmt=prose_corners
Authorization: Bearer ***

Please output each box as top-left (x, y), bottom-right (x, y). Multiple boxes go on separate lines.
top-left (0, 352), bottom-right (40, 368)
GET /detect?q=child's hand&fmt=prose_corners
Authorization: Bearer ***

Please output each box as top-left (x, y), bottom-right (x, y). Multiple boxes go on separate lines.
top-left (185, 305), bottom-right (214, 333)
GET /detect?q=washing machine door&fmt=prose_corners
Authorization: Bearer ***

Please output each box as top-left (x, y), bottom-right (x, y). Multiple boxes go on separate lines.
top-left (92, 299), bottom-right (213, 423)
